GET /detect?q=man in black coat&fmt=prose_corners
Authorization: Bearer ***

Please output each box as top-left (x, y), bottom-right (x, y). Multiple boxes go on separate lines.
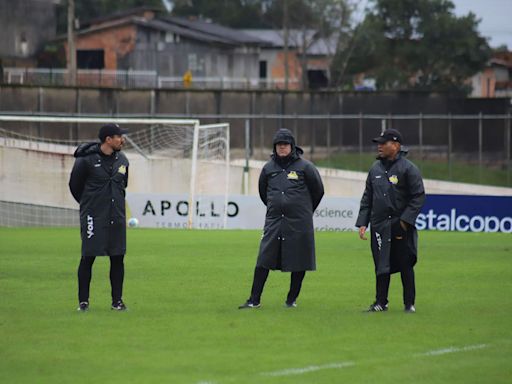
top-left (69, 123), bottom-right (130, 311)
top-left (356, 129), bottom-right (425, 313)
top-left (239, 128), bottom-right (324, 309)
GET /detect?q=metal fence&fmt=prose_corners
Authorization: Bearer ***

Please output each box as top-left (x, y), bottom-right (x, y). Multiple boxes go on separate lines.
top-left (2, 67), bottom-right (299, 90)
top-left (211, 113), bottom-right (511, 187)
top-left (1, 112), bottom-right (511, 187)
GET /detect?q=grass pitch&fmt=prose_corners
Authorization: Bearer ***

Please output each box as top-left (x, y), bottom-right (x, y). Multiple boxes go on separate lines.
top-left (0, 228), bottom-right (511, 383)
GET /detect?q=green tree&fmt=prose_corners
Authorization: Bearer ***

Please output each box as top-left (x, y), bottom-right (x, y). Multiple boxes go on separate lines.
top-left (332, 0), bottom-right (491, 92)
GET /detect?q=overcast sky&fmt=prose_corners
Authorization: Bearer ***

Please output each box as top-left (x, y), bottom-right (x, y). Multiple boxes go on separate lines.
top-left (451, 0), bottom-right (512, 49)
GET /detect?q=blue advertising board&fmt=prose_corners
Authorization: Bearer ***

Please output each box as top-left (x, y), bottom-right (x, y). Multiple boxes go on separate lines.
top-left (416, 195), bottom-right (512, 233)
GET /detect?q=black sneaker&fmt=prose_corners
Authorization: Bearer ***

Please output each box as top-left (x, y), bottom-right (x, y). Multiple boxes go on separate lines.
top-left (366, 302), bottom-right (388, 312)
top-left (77, 301), bottom-right (89, 311)
top-left (285, 301), bottom-right (297, 308)
top-left (111, 300), bottom-right (127, 311)
top-left (404, 305), bottom-right (416, 313)
top-left (238, 300), bottom-right (261, 309)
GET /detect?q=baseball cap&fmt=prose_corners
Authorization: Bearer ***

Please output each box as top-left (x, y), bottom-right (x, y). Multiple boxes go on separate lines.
top-left (98, 123), bottom-right (128, 142)
top-left (372, 128), bottom-right (403, 144)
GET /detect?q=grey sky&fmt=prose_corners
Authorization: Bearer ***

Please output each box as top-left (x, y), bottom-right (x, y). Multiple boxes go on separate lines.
top-left (451, 0), bottom-right (512, 49)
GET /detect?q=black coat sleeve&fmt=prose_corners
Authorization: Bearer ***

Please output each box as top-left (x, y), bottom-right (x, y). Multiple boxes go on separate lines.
top-left (355, 173), bottom-right (373, 227)
top-left (304, 163), bottom-right (324, 211)
top-left (400, 164), bottom-right (426, 226)
top-left (69, 157), bottom-right (88, 203)
top-left (258, 167), bottom-right (268, 205)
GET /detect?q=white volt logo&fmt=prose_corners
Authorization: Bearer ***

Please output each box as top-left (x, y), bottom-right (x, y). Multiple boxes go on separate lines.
top-left (375, 232), bottom-right (382, 251)
top-left (87, 215), bottom-right (94, 238)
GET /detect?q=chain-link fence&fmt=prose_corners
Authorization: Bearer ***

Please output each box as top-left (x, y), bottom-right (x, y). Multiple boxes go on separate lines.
top-left (1, 112), bottom-right (511, 187)
top-left (194, 113), bottom-right (512, 188)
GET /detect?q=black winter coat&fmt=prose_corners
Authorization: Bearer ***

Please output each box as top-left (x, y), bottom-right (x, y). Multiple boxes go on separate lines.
top-left (69, 142), bottom-right (129, 257)
top-left (256, 143), bottom-right (324, 272)
top-left (355, 151), bottom-right (425, 275)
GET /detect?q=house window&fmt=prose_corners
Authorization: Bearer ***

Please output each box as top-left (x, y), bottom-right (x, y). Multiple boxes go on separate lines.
top-left (77, 50), bottom-right (105, 69)
top-left (307, 70), bottom-right (329, 89)
top-left (188, 54), bottom-right (198, 71)
top-left (259, 61), bottom-right (267, 79)
top-left (165, 32), bottom-right (180, 43)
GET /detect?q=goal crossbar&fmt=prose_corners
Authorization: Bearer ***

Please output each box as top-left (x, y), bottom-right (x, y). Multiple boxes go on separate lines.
top-left (0, 114), bottom-right (199, 126)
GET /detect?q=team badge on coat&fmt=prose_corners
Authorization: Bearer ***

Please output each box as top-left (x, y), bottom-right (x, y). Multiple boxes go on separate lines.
top-left (389, 175), bottom-right (398, 185)
top-left (118, 165), bottom-right (127, 175)
top-left (287, 171), bottom-right (299, 180)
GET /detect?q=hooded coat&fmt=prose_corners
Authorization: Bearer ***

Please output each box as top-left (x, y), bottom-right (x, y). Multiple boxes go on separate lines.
top-left (69, 142), bottom-right (129, 257)
top-left (355, 150), bottom-right (425, 276)
top-left (256, 129), bottom-right (324, 272)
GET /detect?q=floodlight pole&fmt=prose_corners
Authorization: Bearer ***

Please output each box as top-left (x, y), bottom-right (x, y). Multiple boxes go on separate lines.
top-left (67, 0), bottom-right (77, 86)
top-left (243, 119), bottom-right (250, 195)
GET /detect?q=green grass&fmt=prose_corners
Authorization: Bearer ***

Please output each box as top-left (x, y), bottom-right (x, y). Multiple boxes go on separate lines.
top-left (1, 228), bottom-right (511, 383)
top-left (315, 153), bottom-right (512, 187)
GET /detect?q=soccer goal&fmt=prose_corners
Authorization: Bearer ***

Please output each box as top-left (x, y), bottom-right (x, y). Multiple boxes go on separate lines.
top-left (0, 115), bottom-right (230, 229)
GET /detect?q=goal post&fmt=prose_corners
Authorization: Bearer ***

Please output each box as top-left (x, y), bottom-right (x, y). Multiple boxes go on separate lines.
top-left (188, 123), bottom-right (230, 229)
top-left (0, 114), bottom-right (230, 229)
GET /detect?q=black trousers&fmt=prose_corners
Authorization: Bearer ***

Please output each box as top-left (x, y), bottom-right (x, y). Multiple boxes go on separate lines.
top-left (249, 266), bottom-right (306, 304)
top-left (376, 267), bottom-right (415, 307)
top-left (376, 223), bottom-right (415, 306)
top-left (78, 255), bottom-right (124, 303)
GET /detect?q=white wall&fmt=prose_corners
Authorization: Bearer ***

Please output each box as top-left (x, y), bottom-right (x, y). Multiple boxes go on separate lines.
top-left (1, 145), bottom-right (511, 211)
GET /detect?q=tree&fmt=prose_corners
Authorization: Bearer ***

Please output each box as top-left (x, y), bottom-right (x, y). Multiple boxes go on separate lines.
top-left (172, 0), bottom-right (269, 28)
top-left (56, 0), bottom-right (167, 33)
top-left (332, 0), bottom-right (491, 92)
top-left (265, 0), bottom-right (354, 89)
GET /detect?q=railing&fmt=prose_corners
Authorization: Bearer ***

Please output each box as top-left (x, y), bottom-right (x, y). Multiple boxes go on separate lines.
top-left (0, 112), bottom-right (511, 187)
top-left (2, 68), bottom-right (300, 90)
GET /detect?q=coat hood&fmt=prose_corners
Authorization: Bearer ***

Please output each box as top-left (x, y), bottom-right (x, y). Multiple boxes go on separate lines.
top-left (74, 142), bottom-right (101, 158)
top-left (272, 128), bottom-right (304, 160)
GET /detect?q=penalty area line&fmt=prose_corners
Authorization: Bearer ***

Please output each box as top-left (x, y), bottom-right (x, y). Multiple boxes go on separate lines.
top-left (260, 361), bottom-right (356, 377)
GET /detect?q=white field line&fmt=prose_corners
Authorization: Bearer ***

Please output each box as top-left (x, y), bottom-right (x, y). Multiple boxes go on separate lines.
top-left (199, 343), bottom-right (490, 382)
top-left (260, 361), bottom-right (356, 377)
top-left (419, 344), bottom-right (489, 357)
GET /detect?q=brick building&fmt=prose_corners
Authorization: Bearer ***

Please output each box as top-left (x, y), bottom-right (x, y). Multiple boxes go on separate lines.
top-left (63, 8), bottom-right (264, 80)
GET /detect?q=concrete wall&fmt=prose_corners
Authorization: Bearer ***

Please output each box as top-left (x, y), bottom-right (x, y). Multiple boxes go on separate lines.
top-left (1, 85), bottom-right (511, 154)
top-left (2, 144), bottom-right (510, 216)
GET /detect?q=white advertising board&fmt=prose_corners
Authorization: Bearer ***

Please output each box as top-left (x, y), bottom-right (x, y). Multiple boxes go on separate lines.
top-left (126, 194), bottom-right (360, 231)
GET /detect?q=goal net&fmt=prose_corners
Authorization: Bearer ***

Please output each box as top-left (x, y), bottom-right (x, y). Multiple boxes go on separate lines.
top-left (0, 115), bottom-right (230, 229)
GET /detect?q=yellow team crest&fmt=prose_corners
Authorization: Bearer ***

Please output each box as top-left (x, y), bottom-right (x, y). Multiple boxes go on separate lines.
top-left (389, 175), bottom-right (398, 185)
top-left (118, 165), bottom-right (127, 175)
top-left (287, 171), bottom-right (299, 180)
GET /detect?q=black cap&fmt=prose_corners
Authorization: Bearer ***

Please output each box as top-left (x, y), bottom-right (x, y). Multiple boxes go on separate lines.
top-left (372, 128), bottom-right (402, 144)
top-left (98, 123), bottom-right (128, 142)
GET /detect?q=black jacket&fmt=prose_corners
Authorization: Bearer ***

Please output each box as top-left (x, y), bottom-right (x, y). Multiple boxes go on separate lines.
top-left (355, 150), bottom-right (425, 275)
top-left (69, 142), bottom-right (129, 257)
top-left (256, 129), bottom-right (324, 272)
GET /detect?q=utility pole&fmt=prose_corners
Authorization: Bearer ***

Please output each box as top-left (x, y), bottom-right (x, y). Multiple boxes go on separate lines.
top-left (283, 0), bottom-right (289, 90)
top-left (67, 0), bottom-right (76, 86)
